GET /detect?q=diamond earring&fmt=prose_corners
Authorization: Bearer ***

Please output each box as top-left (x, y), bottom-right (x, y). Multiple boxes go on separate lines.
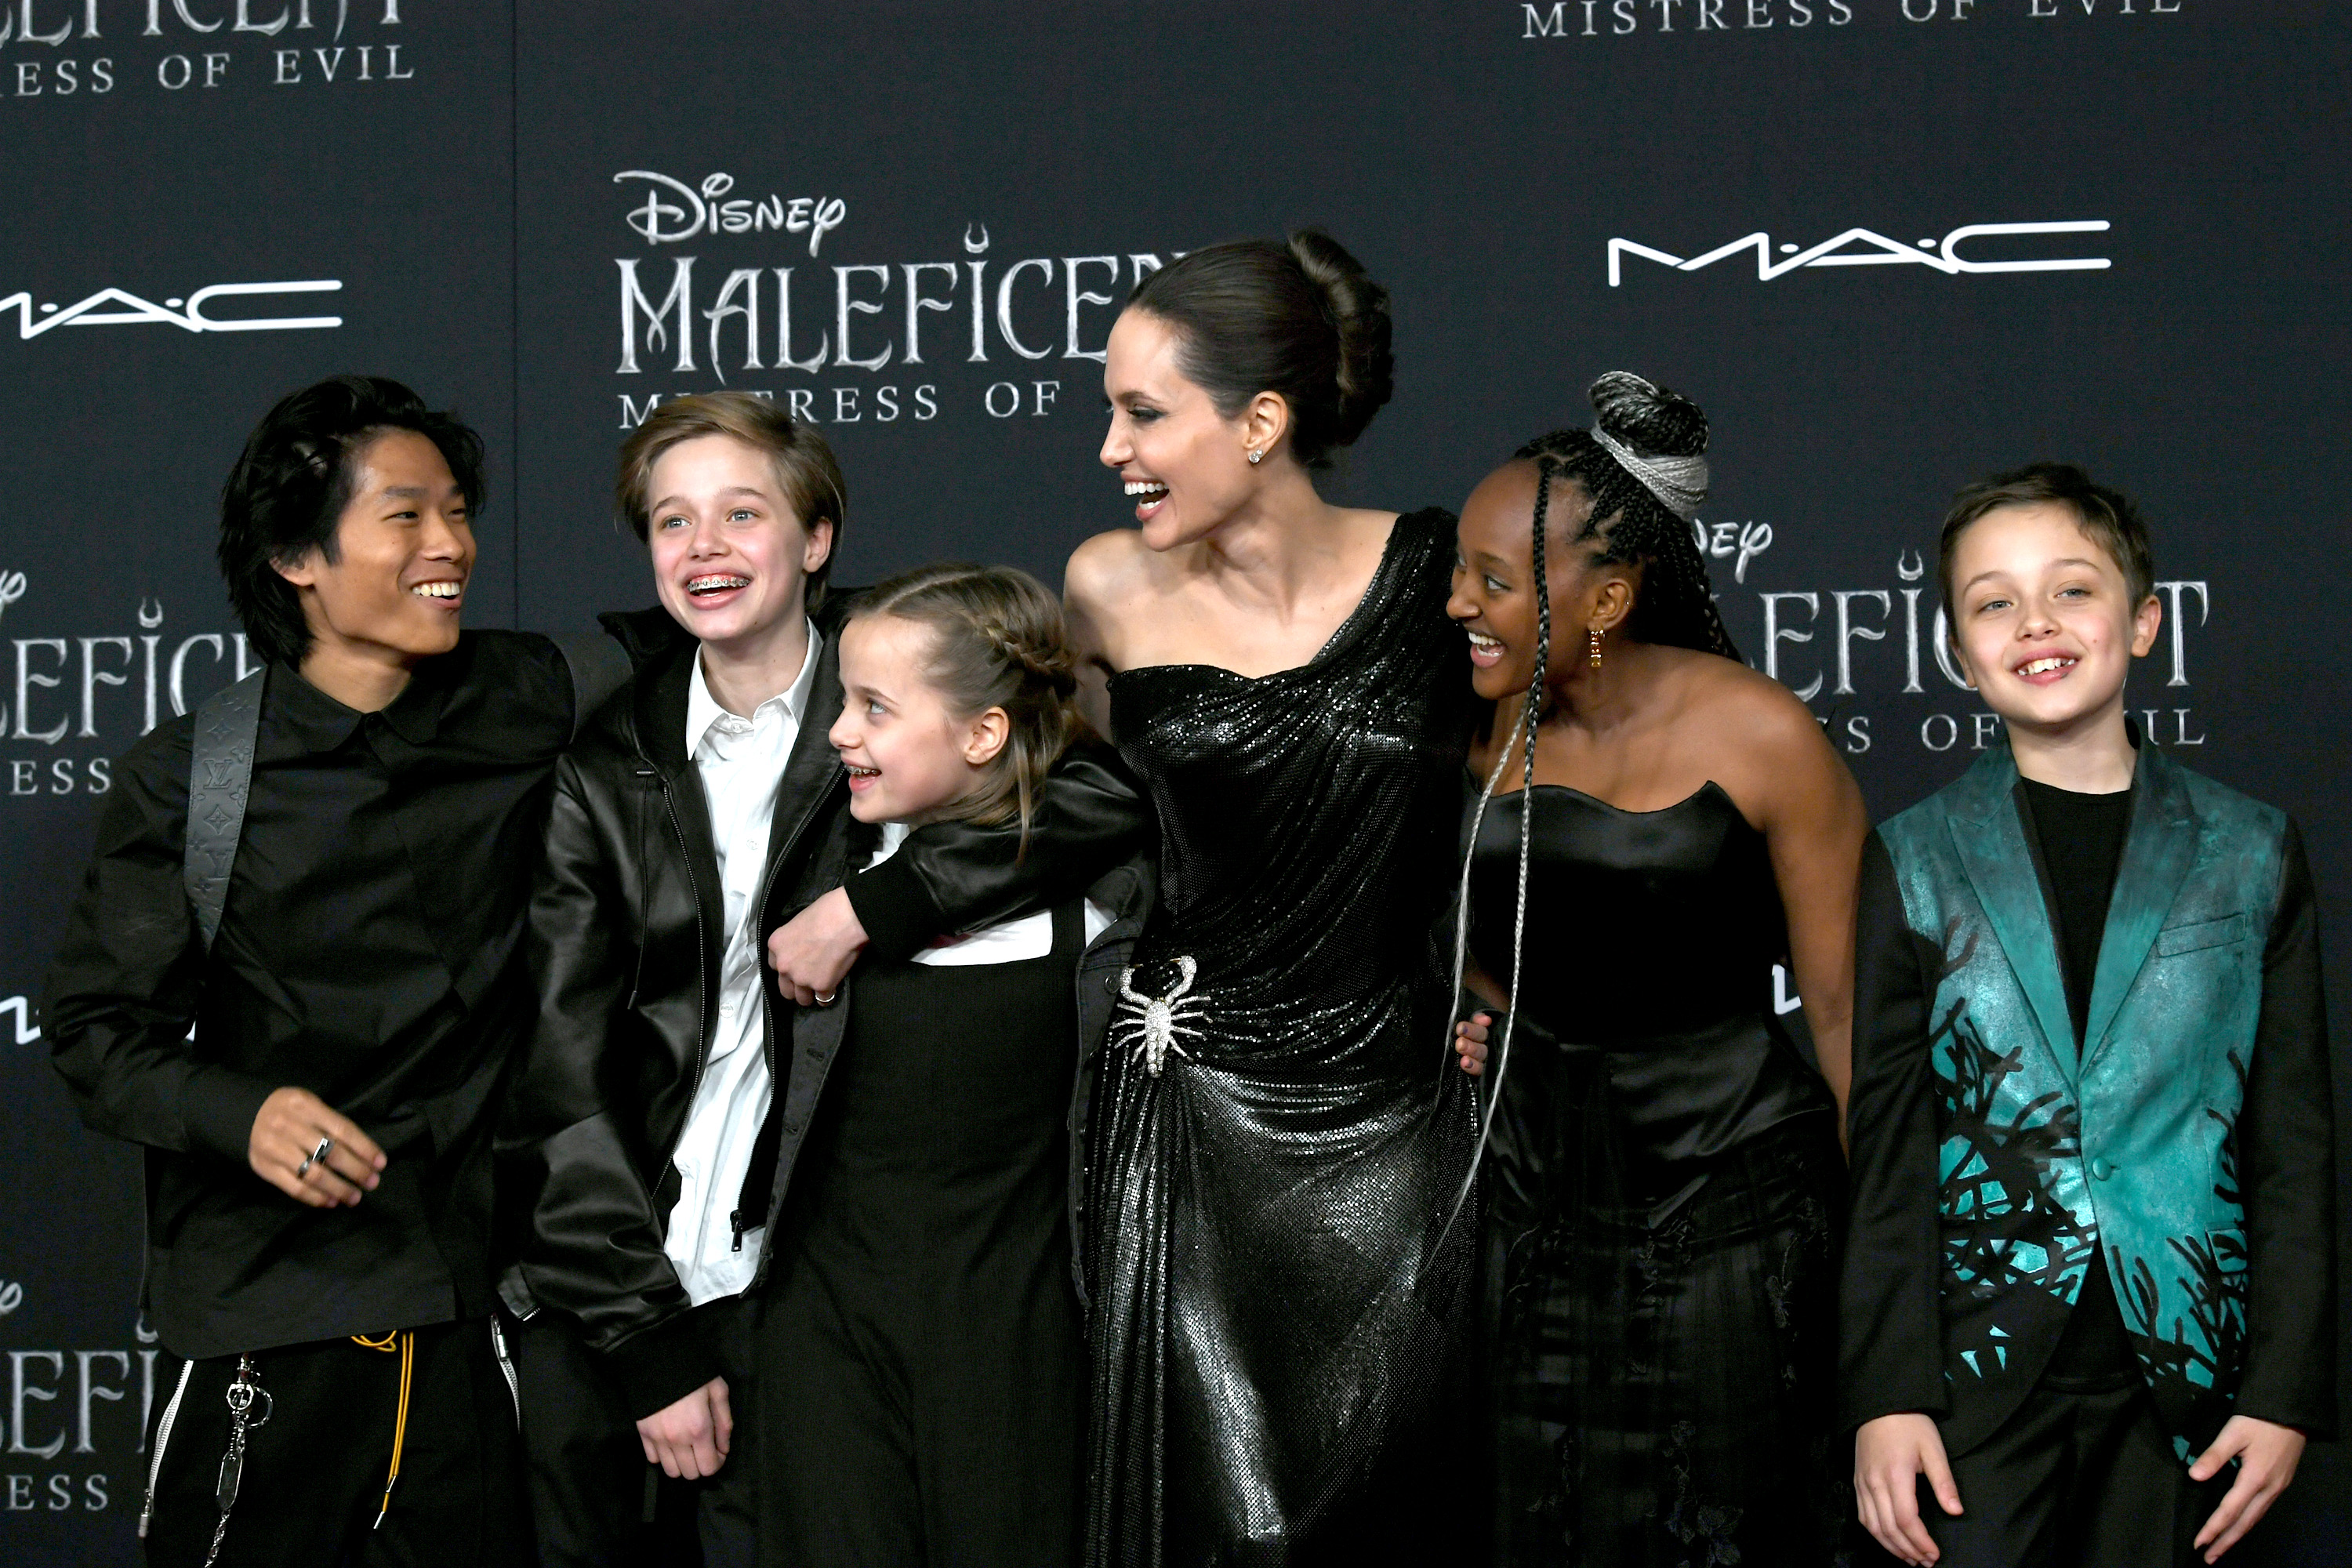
top-left (1246, 448), bottom-right (1263, 464)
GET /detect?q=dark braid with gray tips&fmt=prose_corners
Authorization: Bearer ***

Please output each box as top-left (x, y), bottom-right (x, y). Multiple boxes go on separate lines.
top-left (1439, 374), bottom-right (1735, 1236)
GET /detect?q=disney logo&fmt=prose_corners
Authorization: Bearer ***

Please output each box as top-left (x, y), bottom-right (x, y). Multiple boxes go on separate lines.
top-left (1690, 518), bottom-right (1773, 584)
top-left (615, 171), bottom-right (846, 256)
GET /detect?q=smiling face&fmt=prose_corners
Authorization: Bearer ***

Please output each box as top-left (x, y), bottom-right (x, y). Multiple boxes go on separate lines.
top-left (1099, 308), bottom-right (1269, 549)
top-left (272, 428), bottom-right (475, 669)
top-left (1446, 461), bottom-right (1634, 702)
top-left (830, 613), bottom-right (1010, 826)
top-left (1947, 500), bottom-right (2161, 740)
top-left (646, 434), bottom-right (833, 654)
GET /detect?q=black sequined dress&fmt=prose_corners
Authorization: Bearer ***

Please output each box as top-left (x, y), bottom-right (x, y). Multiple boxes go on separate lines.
top-left (1085, 508), bottom-right (1480, 1567)
top-left (1468, 782), bottom-right (1848, 1566)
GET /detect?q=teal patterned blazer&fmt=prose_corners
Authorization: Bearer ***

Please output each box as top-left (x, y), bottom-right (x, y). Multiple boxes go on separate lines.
top-left (1840, 737), bottom-right (2336, 1459)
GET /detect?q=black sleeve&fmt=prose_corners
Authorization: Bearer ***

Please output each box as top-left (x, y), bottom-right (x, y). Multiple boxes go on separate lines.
top-left (508, 753), bottom-right (719, 1420)
top-left (843, 738), bottom-right (1152, 961)
top-left (44, 725), bottom-right (276, 1164)
top-left (1837, 829), bottom-right (1952, 1431)
top-left (2234, 816), bottom-right (2337, 1436)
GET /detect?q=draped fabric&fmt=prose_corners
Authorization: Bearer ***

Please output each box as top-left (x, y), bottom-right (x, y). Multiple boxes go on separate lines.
top-left (1468, 782), bottom-right (1849, 1566)
top-left (1083, 509), bottom-right (1480, 1567)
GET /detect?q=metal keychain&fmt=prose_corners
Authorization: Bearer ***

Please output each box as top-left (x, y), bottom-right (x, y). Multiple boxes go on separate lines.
top-left (204, 1355), bottom-right (272, 1567)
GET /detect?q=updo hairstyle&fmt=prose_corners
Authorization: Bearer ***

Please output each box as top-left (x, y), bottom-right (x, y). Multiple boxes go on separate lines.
top-left (1125, 230), bottom-right (1396, 468)
top-left (851, 563), bottom-right (1086, 852)
top-left (1515, 372), bottom-right (1737, 660)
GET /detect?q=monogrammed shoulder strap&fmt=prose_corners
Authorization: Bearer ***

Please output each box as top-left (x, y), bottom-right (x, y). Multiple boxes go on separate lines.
top-left (182, 667), bottom-right (265, 954)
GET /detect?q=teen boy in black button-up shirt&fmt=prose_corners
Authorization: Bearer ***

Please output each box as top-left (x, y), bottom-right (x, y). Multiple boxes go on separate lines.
top-left (45, 378), bottom-right (557, 1565)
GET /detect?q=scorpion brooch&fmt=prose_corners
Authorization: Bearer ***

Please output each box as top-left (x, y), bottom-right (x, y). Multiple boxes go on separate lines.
top-left (1112, 955), bottom-right (1209, 1077)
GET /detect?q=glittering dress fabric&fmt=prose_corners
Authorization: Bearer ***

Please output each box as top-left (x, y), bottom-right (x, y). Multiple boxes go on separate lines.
top-left (1468, 784), bottom-right (1850, 1566)
top-left (1086, 509), bottom-right (1482, 1568)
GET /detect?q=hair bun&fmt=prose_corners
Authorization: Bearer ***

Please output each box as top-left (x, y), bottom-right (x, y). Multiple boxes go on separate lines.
top-left (1589, 371), bottom-right (1708, 460)
top-left (1288, 229), bottom-right (1396, 450)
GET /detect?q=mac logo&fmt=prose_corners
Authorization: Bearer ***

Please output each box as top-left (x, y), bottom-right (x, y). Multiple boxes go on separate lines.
top-left (0, 281), bottom-right (343, 339)
top-left (1608, 221), bottom-right (2111, 285)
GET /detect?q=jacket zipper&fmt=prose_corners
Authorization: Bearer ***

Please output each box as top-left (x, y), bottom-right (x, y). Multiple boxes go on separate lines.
top-left (139, 1358), bottom-right (195, 1539)
top-left (488, 1317), bottom-right (522, 1428)
top-left (741, 764), bottom-right (846, 1276)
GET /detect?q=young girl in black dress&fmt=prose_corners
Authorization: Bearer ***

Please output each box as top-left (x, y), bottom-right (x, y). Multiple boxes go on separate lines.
top-left (754, 563), bottom-right (1130, 1568)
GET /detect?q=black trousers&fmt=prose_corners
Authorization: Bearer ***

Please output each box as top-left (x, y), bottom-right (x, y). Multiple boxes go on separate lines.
top-left (1924, 1380), bottom-right (2230, 1568)
top-left (510, 1298), bottom-right (757, 1568)
top-left (140, 1319), bottom-right (528, 1567)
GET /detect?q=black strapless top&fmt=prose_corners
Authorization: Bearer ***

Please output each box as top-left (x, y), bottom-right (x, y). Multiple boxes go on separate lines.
top-left (1466, 781), bottom-right (1831, 1186)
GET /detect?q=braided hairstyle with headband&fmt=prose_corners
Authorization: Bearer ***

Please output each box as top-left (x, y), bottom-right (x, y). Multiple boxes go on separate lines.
top-left (1439, 372), bottom-right (1737, 1236)
top-left (851, 561), bottom-right (1087, 855)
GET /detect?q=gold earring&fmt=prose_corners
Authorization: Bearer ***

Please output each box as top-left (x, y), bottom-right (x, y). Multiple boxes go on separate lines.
top-left (1588, 627), bottom-right (1603, 669)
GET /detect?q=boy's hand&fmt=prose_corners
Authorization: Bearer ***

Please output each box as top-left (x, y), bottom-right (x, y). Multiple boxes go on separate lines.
top-left (637, 1376), bottom-right (732, 1480)
top-left (1854, 1413), bottom-right (1961, 1565)
top-left (767, 887), bottom-right (868, 1006)
top-left (249, 1087), bottom-right (385, 1207)
top-left (1454, 1012), bottom-right (1493, 1076)
top-left (2191, 1414), bottom-right (2305, 1561)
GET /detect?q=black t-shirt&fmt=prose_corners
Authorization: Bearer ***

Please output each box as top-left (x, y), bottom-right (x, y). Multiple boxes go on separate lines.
top-left (2018, 775), bottom-right (2141, 1388)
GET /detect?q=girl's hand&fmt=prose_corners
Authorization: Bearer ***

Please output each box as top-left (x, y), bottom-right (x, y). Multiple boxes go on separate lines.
top-left (637, 1377), bottom-right (732, 1481)
top-left (767, 887), bottom-right (868, 1006)
top-left (1454, 1012), bottom-right (1493, 1076)
top-left (2191, 1415), bottom-right (2307, 1561)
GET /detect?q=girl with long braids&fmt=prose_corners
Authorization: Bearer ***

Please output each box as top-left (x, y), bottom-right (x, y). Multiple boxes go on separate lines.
top-left (1066, 232), bottom-right (1483, 1564)
top-left (1446, 373), bottom-right (1867, 1564)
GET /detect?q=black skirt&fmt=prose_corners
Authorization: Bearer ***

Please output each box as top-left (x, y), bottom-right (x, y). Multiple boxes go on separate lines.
top-left (1487, 1107), bottom-right (1850, 1566)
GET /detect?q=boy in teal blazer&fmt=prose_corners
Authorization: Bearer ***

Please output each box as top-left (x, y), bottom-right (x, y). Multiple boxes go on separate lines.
top-left (1841, 464), bottom-right (2334, 1566)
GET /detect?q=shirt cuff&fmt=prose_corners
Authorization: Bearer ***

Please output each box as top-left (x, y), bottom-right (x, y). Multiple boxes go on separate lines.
top-left (842, 852), bottom-right (944, 964)
top-left (604, 1312), bottom-right (726, 1423)
top-left (178, 1068), bottom-right (280, 1165)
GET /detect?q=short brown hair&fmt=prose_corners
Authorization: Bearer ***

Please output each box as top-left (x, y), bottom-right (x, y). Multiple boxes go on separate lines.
top-left (851, 563), bottom-right (1085, 854)
top-left (615, 393), bottom-right (848, 605)
top-left (1939, 461), bottom-right (2155, 622)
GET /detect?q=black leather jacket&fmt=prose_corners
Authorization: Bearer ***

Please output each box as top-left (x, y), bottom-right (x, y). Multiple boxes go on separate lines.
top-left (500, 602), bottom-right (1148, 1417)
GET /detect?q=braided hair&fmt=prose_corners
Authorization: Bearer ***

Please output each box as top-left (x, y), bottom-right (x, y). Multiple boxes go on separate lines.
top-left (1438, 372), bottom-right (1733, 1237)
top-left (852, 562), bottom-right (1087, 853)
top-left (1515, 372), bottom-right (1738, 662)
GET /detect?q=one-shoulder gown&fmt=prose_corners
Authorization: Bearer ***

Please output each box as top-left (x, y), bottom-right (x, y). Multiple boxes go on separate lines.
top-left (1084, 508), bottom-right (1481, 1567)
top-left (1468, 782), bottom-right (1848, 1565)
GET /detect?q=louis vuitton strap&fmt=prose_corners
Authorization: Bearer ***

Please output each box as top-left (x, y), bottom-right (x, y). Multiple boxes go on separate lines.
top-left (183, 668), bottom-right (265, 954)
top-left (180, 635), bottom-right (625, 953)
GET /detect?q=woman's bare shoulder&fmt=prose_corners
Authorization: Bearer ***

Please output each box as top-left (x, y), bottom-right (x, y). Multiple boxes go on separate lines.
top-left (1065, 528), bottom-right (1163, 612)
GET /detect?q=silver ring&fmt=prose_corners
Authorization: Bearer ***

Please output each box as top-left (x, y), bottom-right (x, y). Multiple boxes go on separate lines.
top-left (296, 1135), bottom-right (332, 1178)
top-left (813, 991), bottom-right (837, 1007)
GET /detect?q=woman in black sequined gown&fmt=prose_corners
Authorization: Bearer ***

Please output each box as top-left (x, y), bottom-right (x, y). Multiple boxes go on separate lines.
top-left (1446, 376), bottom-right (1868, 1566)
top-left (1066, 235), bottom-right (1481, 1566)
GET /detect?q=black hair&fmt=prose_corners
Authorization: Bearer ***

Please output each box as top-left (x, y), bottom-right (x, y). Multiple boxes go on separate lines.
top-left (1939, 460), bottom-right (2155, 621)
top-left (1126, 229), bottom-right (1394, 468)
top-left (218, 375), bottom-right (486, 669)
top-left (1437, 372), bottom-right (1733, 1243)
top-left (1512, 372), bottom-right (1737, 663)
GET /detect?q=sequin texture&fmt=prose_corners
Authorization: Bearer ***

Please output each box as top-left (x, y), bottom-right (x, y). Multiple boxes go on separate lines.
top-left (1083, 509), bottom-right (1481, 1566)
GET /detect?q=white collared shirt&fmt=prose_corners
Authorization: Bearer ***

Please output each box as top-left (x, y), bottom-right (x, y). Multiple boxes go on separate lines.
top-left (664, 623), bottom-right (822, 1305)
top-left (866, 822), bottom-right (1112, 963)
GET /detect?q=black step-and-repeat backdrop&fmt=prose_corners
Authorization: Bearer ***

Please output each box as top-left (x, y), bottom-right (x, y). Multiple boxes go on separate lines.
top-left (4, 3), bottom-right (2347, 1562)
